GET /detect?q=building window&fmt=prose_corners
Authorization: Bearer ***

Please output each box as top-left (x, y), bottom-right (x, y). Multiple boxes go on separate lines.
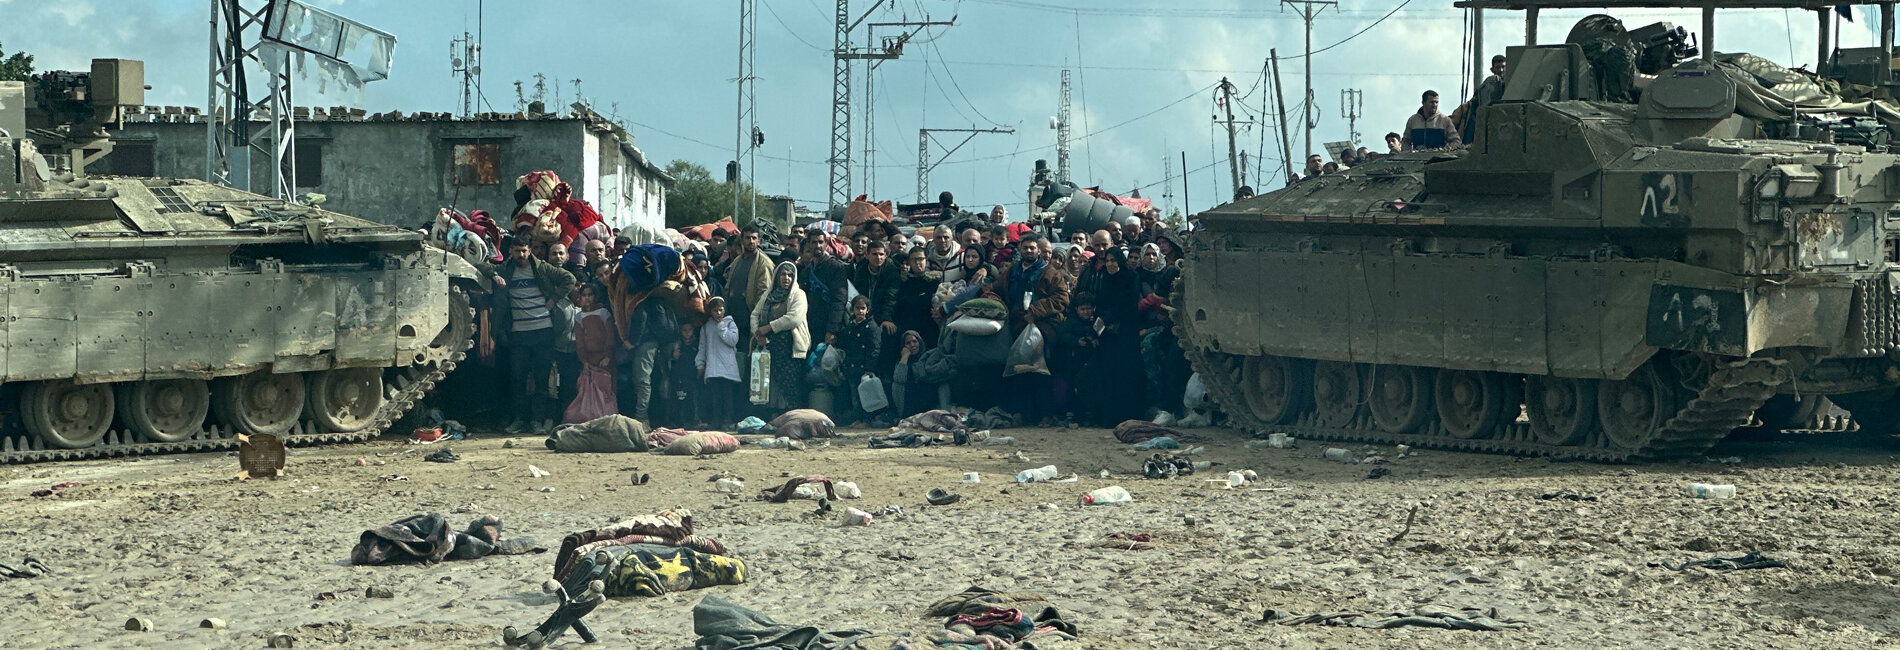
top-left (452, 143), bottom-right (502, 185)
top-left (102, 142), bottom-right (155, 177)
top-left (294, 140), bottom-right (323, 187)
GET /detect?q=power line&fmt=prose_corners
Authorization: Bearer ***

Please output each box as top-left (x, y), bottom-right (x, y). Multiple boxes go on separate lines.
top-left (760, 0), bottom-right (831, 51)
top-left (927, 38), bottom-right (1009, 127)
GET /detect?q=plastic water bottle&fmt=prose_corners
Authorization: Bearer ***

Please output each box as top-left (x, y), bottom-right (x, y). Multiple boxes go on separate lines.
top-left (1015, 465), bottom-right (1060, 483)
top-left (1322, 448), bottom-right (1354, 463)
top-left (1686, 483), bottom-right (1737, 499)
top-left (754, 437), bottom-right (792, 449)
top-left (980, 436), bottom-right (1017, 446)
top-left (1081, 486), bottom-right (1132, 505)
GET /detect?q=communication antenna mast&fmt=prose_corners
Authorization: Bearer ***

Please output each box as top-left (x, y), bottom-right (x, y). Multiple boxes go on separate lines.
top-left (450, 33), bottom-right (481, 117)
top-left (1056, 69), bottom-right (1072, 184)
top-left (735, 0), bottom-right (759, 224)
top-left (1340, 88), bottom-right (1363, 147)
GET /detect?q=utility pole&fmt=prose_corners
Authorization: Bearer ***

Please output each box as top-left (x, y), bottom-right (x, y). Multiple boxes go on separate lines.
top-left (1161, 153), bottom-right (1174, 215)
top-left (1181, 151), bottom-right (1191, 216)
top-left (1056, 69), bottom-right (1073, 184)
top-left (735, 0), bottom-right (759, 224)
top-left (1282, 0), bottom-right (1336, 162)
top-left (917, 127), bottom-right (1014, 203)
top-left (1340, 88), bottom-right (1363, 147)
top-left (1213, 77), bottom-right (1252, 195)
top-left (829, 2), bottom-right (951, 209)
top-left (1268, 49), bottom-right (1296, 184)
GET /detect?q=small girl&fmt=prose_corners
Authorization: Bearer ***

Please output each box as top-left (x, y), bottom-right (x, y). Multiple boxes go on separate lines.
top-left (695, 297), bottom-right (742, 427)
top-left (563, 283), bottom-right (617, 423)
top-left (834, 294), bottom-right (884, 424)
top-left (666, 321), bottom-right (701, 427)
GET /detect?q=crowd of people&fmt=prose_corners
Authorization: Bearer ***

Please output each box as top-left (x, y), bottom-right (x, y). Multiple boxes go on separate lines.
top-left (431, 178), bottom-right (1197, 437)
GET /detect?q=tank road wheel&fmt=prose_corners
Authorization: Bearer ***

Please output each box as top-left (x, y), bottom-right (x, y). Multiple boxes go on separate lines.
top-left (1311, 361), bottom-right (1365, 428)
top-left (1528, 376), bottom-right (1599, 446)
top-left (1596, 364), bottom-right (1683, 451)
top-left (119, 379), bottom-right (210, 443)
top-left (306, 368), bottom-right (385, 433)
top-left (1368, 365), bottom-right (1434, 433)
top-left (22, 380), bottom-right (115, 449)
top-left (213, 372), bottom-right (307, 436)
top-left (1242, 356), bottom-right (1310, 424)
top-left (1435, 370), bottom-right (1510, 439)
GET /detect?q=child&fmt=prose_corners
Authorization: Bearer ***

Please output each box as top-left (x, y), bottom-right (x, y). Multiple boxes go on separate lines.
top-left (1052, 292), bottom-right (1101, 425)
top-left (666, 321), bottom-right (701, 427)
top-left (696, 297), bottom-right (742, 428)
top-left (563, 283), bottom-right (617, 423)
top-left (834, 295), bottom-right (883, 425)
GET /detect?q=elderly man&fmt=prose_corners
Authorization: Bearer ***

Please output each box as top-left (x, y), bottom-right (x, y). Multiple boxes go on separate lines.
top-left (924, 226), bottom-right (962, 276)
top-left (1401, 90), bottom-right (1461, 151)
top-left (959, 227), bottom-right (984, 251)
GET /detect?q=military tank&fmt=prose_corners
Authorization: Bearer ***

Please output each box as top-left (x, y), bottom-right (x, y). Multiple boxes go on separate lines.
top-left (0, 60), bottom-right (478, 464)
top-left (1174, 0), bottom-right (1900, 461)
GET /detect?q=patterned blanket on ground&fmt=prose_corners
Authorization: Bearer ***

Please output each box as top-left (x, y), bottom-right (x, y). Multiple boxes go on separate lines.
top-left (554, 509), bottom-right (727, 580)
top-left (597, 544), bottom-right (747, 598)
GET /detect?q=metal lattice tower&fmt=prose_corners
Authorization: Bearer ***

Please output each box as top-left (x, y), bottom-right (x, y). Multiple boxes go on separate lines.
top-left (1056, 69), bottom-right (1072, 184)
top-left (206, 0), bottom-right (293, 198)
top-left (916, 127), bottom-right (1013, 202)
top-left (1340, 88), bottom-right (1363, 147)
top-left (861, 28), bottom-right (877, 199)
top-left (735, 0), bottom-right (759, 224)
top-left (828, 0), bottom-right (853, 208)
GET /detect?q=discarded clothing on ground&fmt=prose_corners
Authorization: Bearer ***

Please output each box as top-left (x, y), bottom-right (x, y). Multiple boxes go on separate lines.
top-left (1659, 552), bottom-right (1787, 572)
top-left (547, 415), bottom-right (650, 453)
top-left (959, 406), bottom-right (1020, 430)
top-left (664, 431), bottom-right (743, 456)
top-left (1113, 420), bottom-right (1181, 444)
top-left (1265, 606), bottom-right (1526, 631)
top-left (424, 447), bottom-right (461, 463)
top-left (867, 430), bottom-right (964, 449)
top-left (592, 544), bottom-right (746, 598)
top-left (925, 586), bottom-right (1052, 618)
top-left (895, 409), bottom-right (965, 434)
top-left (1131, 436), bottom-right (1179, 450)
top-left (1142, 453), bottom-right (1196, 479)
top-left (760, 476), bottom-right (838, 503)
top-left (693, 594), bottom-right (874, 650)
top-left (553, 509), bottom-right (728, 581)
top-left (769, 409), bottom-right (837, 440)
top-left (736, 416), bottom-right (776, 435)
top-left (350, 513), bottom-right (542, 566)
top-left (0, 557), bottom-right (49, 579)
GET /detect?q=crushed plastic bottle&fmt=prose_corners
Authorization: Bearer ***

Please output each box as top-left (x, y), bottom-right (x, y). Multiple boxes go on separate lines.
top-left (1015, 465), bottom-right (1061, 483)
top-left (1686, 483), bottom-right (1736, 499)
top-left (1081, 486), bottom-right (1132, 505)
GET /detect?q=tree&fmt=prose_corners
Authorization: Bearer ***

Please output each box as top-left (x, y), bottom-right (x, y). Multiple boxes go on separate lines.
top-left (662, 159), bottom-right (765, 229)
top-left (0, 42), bottom-right (34, 82)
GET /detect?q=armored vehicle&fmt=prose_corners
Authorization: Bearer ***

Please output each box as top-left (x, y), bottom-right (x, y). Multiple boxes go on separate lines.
top-left (1175, 1), bottom-right (1900, 461)
top-left (0, 60), bottom-right (478, 463)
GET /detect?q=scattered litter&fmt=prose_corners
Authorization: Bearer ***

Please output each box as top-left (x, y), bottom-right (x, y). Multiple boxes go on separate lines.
top-left (1205, 470), bottom-right (1257, 489)
top-left (1143, 453), bottom-right (1197, 479)
top-left (1537, 493), bottom-right (1598, 502)
top-left (1322, 448), bottom-right (1354, 463)
top-left (753, 437), bottom-right (805, 450)
top-left (1082, 486), bottom-right (1132, 505)
top-left (1263, 606), bottom-right (1526, 631)
top-left (961, 472), bottom-right (981, 483)
top-left (978, 435), bottom-right (1016, 446)
top-left (200, 618), bottom-right (227, 630)
top-left (791, 484), bottom-right (829, 500)
top-left (1395, 444), bottom-right (1412, 458)
top-left (365, 587), bottom-right (395, 598)
top-left (1686, 483), bottom-right (1736, 499)
top-left (630, 473), bottom-right (650, 486)
top-left (424, 447), bottom-right (461, 463)
top-left (1015, 465), bottom-right (1062, 483)
top-left (268, 633), bottom-right (296, 648)
top-left (538, 486), bottom-right (557, 493)
top-left (1718, 456), bottom-right (1743, 465)
top-left (1246, 433), bottom-right (1296, 449)
top-left (927, 488), bottom-right (962, 506)
top-left (315, 592), bottom-right (337, 601)
top-left (881, 505), bottom-right (904, 516)
top-left (28, 482), bottom-right (82, 498)
top-left (1092, 532), bottom-right (1155, 550)
top-left (377, 474), bottom-right (408, 482)
top-left (412, 427), bottom-right (443, 443)
top-left (1366, 467), bottom-right (1391, 480)
top-left (529, 465), bottom-right (551, 478)
top-left (502, 440), bottom-right (516, 449)
top-left (353, 458), bottom-right (369, 466)
top-left (1658, 552), bottom-right (1786, 572)
top-left (124, 617), bottom-right (153, 632)
top-left (1037, 503), bottom-right (1060, 510)
top-left (713, 478), bottom-right (747, 494)
top-left (841, 508), bottom-right (874, 526)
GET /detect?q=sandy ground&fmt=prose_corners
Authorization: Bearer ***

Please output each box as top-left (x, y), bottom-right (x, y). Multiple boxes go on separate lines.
top-left (5, 424), bottom-right (1900, 649)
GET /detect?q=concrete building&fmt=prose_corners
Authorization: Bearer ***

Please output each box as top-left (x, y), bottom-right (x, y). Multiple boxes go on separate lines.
top-left (103, 104), bottom-right (674, 241)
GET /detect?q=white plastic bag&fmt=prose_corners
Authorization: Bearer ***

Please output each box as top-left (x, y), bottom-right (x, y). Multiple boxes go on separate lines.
top-left (857, 375), bottom-right (889, 413)
top-left (1184, 373), bottom-right (1208, 411)
top-left (750, 349), bottom-right (772, 405)
top-left (1003, 324), bottom-right (1049, 377)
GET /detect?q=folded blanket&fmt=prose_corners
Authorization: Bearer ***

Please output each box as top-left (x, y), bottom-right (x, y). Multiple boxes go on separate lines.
top-left (1112, 419), bottom-right (1181, 444)
top-left (598, 544), bottom-right (746, 598)
top-left (693, 595), bottom-right (874, 650)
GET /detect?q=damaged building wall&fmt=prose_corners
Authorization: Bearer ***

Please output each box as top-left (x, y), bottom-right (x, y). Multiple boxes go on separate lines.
top-left (108, 114), bottom-right (671, 239)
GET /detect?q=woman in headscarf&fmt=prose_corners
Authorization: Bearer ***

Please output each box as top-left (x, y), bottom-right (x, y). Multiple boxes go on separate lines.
top-left (1090, 247), bottom-right (1147, 426)
top-left (936, 245), bottom-right (997, 318)
top-left (1136, 243), bottom-right (1170, 298)
top-left (750, 261), bottom-right (810, 411)
top-left (1064, 246), bottom-right (1093, 290)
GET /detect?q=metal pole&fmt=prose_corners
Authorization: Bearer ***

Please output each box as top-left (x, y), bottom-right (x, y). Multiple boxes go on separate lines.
top-left (1182, 151), bottom-right (1191, 216)
top-left (1525, 7), bottom-right (1538, 45)
top-left (1819, 8), bottom-right (1832, 70)
top-left (1471, 8), bottom-right (1485, 101)
top-left (1885, 3), bottom-right (1896, 83)
top-left (1270, 49), bottom-right (1296, 184)
top-left (1219, 78), bottom-right (1241, 193)
top-left (1702, 3), bottom-right (1716, 61)
top-left (1302, 6), bottom-right (1313, 160)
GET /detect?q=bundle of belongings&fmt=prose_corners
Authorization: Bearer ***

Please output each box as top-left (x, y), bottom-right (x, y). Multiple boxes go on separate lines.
top-left (1112, 420), bottom-right (1182, 444)
top-left (513, 171), bottom-right (613, 260)
top-left (958, 406), bottom-right (1019, 431)
top-left (651, 429), bottom-right (743, 455)
top-left (545, 414), bottom-right (650, 453)
top-left (1141, 453), bottom-right (1196, 479)
top-left (925, 586), bottom-right (1079, 649)
top-left (769, 409), bottom-right (837, 440)
top-left (427, 207), bottom-right (504, 269)
top-left (758, 476), bottom-right (838, 503)
top-left (349, 513), bottom-right (543, 565)
top-left (551, 509), bottom-right (744, 599)
top-left (692, 595), bottom-right (876, 650)
top-left (868, 410), bottom-right (972, 448)
top-left (841, 195), bottom-right (895, 238)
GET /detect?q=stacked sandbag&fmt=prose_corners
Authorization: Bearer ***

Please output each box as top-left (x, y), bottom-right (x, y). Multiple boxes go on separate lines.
top-left (769, 409), bottom-right (837, 440)
top-left (547, 414), bottom-right (650, 453)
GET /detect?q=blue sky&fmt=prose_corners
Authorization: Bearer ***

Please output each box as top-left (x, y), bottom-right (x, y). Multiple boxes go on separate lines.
top-left (1, 0), bottom-right (1879, 215)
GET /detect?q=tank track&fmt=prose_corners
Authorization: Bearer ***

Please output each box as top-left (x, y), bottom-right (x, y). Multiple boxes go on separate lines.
top-left (0, 287), bottom-right (474, 465)
top-left (1171, 265), bottom-right (1783, 462)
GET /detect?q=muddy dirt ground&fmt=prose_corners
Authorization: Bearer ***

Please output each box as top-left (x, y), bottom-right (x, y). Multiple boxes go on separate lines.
top-left (5, 424), bottom-right (1900, 649)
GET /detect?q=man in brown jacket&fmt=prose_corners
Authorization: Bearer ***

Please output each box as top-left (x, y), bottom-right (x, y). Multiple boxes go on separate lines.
top-left (991, 233), bottom-right (1069, 425)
